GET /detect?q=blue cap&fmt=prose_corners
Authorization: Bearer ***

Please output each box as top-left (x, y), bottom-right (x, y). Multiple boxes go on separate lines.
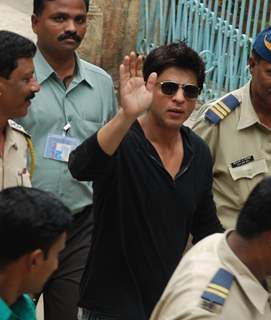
top-left (253, 27), bottom-right (271, 63)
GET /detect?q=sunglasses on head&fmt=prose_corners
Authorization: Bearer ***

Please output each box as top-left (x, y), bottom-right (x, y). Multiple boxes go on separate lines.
top-left (157, 81), bottom-right (200, 99)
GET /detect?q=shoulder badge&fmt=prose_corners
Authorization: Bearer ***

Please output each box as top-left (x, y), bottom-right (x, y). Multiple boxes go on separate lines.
top-left (8, 120), bottom-right (30, 138)
top-left (205, 94), bottom-right (240, 125)
top-left (200, 268), bottom-right (234, 314)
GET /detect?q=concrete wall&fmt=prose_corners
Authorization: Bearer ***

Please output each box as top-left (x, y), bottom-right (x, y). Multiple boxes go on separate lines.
top-left (78, 0), bottom-right (140, 83)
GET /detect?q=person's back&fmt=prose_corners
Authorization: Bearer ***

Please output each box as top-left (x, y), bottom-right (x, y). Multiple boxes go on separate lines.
top-left (0, 187), bottom-right (72, 320)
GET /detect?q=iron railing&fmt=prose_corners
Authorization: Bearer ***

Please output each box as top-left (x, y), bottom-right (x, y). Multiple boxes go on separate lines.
top-left (137, 0), bottom-right (271, 102)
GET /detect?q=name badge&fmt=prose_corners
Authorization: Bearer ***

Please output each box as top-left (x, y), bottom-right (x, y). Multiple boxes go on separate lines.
top-left (231, 155), bottom-right (254, 168)
top-left (44, 134), bottom-right (79, 162)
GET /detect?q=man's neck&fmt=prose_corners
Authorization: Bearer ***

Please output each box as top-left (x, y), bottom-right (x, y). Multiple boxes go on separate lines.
top-left (139, 114), bottom-right (181, 148)
top-left (138, 114), bottom-right (183, 178)
top-left (0, 273), bottom-right (21, 306)
top-left (227, 231), bottom-right (266, 285)
top-left (250, 87), bottom-right (271, 128)
top-left (38, 44), bottom-right (76, 82)
top-left (254, 109), bottom-right (271, 128)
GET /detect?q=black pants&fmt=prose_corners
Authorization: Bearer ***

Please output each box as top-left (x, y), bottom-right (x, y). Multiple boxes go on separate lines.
top-left (41, 205), bottom-right (93, 320)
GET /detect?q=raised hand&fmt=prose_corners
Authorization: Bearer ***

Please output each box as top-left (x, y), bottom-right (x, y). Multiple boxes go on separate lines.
top-left (120, 51), bottom-right (157, 120)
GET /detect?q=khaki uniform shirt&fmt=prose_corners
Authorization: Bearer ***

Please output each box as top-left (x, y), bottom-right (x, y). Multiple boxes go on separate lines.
top-left (151, 232), bottom-right (271, 320)
top-left (193, 82), bottom-right (271, 228)
top-left (0, 120), bottom-right (31, 190)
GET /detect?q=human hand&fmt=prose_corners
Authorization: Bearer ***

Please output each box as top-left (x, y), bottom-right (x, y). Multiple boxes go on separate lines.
top-left (119, 51), bottom-right (157, 120)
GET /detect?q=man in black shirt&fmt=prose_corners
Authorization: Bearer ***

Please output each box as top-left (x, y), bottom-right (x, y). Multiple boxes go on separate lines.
top-left (69, 42), bottom-right (223, 320)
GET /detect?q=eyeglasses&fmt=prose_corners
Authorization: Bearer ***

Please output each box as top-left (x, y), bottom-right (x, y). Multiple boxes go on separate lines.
top-left (157, 81), bottom-right (200, 99)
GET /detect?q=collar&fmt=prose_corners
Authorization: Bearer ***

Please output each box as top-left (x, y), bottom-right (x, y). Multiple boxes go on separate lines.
top-left (132, 120), bottom-right (193, 150)
top-left (218, 230), bottom-right (270, 314)
top-left (5, 123), bottom-right (18, 152)
top-left (237, 81), bottom-right (261, 130)
top-left (0, 294), bottom-right (35, 320)
top-left (131, 121), bottom-right (194, 173)
top-left (34, 48), bottom-right (93, 88)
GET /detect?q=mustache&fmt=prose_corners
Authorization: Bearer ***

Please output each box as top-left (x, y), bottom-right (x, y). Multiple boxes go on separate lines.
top-left (25, 92), bottom-right (35, 102)
top-left (57, 31), bottom-right (82, 43)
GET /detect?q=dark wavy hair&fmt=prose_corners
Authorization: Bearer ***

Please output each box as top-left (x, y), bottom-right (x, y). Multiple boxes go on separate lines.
top-left (0, 31), bottom-right (36, 79)
top-left (0, 187), bottom-right (72, 269)
top-left (143, 41), bottom-right (205, 92)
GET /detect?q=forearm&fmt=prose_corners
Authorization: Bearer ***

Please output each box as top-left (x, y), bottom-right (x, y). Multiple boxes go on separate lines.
top-left (97, 108), bottom-right (136, 155)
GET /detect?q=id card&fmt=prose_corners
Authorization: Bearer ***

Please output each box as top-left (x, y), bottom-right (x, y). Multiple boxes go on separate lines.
top-left (44, 134), bottom-right (80, 162)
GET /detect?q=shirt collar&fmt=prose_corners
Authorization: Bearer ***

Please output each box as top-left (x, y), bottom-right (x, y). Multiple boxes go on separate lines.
top-left (237, 81), bottom-right (261, 130)
top-left (0, 294), bottom-right (35, 320)
top-left (34, 48), bottom-right (93, 88)
top-left (0, 298), bottom-right (12, 320)
top-left (218, 230), bottom-right (270, 314)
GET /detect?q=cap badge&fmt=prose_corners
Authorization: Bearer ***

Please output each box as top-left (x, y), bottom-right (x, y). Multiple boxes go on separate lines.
top-left (264, 34), bottom-right (271, 51)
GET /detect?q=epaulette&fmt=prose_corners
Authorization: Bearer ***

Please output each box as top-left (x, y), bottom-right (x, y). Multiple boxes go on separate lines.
top-left (8, 119), bottom-right (30, 138)
top-left (200, 268), bottom-right (234, 314)
top-left (205, 94), bottom-right (240, 125)
top-left (8, 120), bottom-right (35, 177)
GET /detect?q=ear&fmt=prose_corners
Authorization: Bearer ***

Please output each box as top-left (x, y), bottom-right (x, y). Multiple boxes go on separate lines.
top-left (27, 249), bottom-right (44, 272)
top-left (248, 55), bottom-right (256, 74)
top-left (31, 14), bottom-right (39, 34)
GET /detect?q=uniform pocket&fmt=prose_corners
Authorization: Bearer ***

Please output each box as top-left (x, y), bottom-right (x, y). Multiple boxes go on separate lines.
top-left (17, 169), bottom-right (31, 187)
top-left (228, 158), bottom-right (268, 181)
top-left (72, 119), bottom-right (103, 143)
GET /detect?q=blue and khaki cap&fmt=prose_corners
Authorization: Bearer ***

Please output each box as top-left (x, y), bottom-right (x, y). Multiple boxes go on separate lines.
top-left (253, 26), bottom-right (271, 63)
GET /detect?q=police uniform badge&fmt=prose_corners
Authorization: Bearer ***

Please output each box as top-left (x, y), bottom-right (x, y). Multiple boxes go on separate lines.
top-left (200, 268), bottom-right (234, 314)
top-left (205, 94), bottom-right (240, 125)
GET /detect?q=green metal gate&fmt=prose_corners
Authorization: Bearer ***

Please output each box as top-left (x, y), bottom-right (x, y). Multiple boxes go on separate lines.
top-left (136, 0), bottom-right (271, 102)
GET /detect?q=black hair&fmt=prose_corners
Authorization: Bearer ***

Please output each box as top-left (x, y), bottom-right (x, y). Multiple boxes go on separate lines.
top-left (33, 0), bottom-right (90, 15)
top-left (0, 187), bottom-right (72, 269)
top-left (0, 31), bottom-right (36, 79)
top-left (236, 177), bottom-right (271, 238)
top-left (143, 41), bottom-right (205, 91)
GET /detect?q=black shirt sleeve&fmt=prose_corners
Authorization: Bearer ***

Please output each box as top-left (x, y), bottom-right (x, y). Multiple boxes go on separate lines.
top-left (68, 132), bottom-right (114, 181)
top-left (191, 141), bottom-right (224, 243)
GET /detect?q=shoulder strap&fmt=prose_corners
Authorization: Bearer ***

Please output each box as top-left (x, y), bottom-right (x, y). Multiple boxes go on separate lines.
top-left (205, 94), bottom-right (240, 125)
top-left (200, 268), bottom-right (234, 313)
top-left (8, 120), bottom-right (31, 138)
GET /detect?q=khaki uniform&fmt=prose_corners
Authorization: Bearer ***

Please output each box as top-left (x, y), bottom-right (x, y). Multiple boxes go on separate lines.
top-left (193, 82), bottom-right (271, 229)
top-left (151, 232), bottom-right (271, 320)
top-left (0, 120), bottom-right (32, 190)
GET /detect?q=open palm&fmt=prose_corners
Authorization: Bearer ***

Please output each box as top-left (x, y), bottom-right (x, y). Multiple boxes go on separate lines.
top-left (120, 52), bottom-right (157, 119)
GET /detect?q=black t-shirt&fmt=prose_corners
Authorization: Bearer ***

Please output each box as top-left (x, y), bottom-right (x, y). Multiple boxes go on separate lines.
top-left (68, 121), bottom-right (222, 320)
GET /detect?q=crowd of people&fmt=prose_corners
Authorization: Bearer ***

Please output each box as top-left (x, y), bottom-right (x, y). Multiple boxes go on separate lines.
top-left (1, 0), bottom-right (271, 319)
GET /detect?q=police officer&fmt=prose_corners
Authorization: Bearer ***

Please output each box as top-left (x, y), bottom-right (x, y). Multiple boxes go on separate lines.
top-left (0, 31), bottom-right (40, 190)
top-left (151, 177), bottom-right (271, 320)
top-left (193, 26), bottom-right (271, 229)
